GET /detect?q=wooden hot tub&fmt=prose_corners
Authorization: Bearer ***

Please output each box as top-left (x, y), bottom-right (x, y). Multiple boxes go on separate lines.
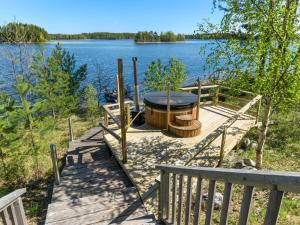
top-left (144, 91), bottom-right (198, 129)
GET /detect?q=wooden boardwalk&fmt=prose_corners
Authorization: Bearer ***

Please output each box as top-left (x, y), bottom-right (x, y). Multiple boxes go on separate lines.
top-left (45, 127), bottom-right (156, 225)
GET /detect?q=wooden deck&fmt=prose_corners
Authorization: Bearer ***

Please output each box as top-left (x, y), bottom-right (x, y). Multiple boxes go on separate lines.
top-left (45, 128), bottom-right (156, 225)
top-left (103, 105), bottom-right (256, 212)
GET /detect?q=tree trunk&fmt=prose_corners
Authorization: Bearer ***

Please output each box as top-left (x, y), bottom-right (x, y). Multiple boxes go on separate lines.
top-left (256, 97), bottom-right (272, 169)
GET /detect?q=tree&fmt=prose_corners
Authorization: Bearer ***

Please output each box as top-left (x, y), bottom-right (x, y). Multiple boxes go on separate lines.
top-left (143, 58), bottom-right (188, 91)
top-left (84, 85), bottom-right (99, 123)
top-left (0, 93), bottom-right (26, 185)
top-left (32, 44), bottom-right (87, 119)
top-left (32, 46), bottom-right (73, 119)
top-left (203, 0), bottom-right (300, 168)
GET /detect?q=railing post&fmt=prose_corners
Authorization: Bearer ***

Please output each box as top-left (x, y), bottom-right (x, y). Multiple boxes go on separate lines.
top-left (214, 85), bottom-right (220, 105)
top-left (13, 197), bottom-right (28, 225)
top-left (50, 144), bottom-right (60, 185)
top-left (217, 127), bottom-right (227, 167)
top-left (68, 117), bottom-right (74, 141)
top-left (256, 98), bottom-right (261, 125)
top-left (116, 75), bottom-right (120, 105)
top-left (158, 169), bottom-right (165, 221)
top-left (166, 83), bottom-right (171, 130)
top-left (103, 108), bottom-right (108, 136)
top-left (132, 57), bottom-right (140, 112)
top-left (118, 59), bottom-right (127, 163)
top-left (126, 103), bottom-right (131, 128)
top-left (196, 78), bottom-right (201, 120)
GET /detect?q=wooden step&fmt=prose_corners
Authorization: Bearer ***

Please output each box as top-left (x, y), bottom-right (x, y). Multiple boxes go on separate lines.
top-left (48, 187), bottom-right (139, 211)
top-left (169, 120), bottom-right (202, 138)
top-left (175, 114), bottom-right (193, 126)
top-left (46, 198), bottom-right (145, 224)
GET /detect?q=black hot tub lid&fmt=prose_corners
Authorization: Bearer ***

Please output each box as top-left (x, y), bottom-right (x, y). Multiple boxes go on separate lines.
top-left (143, 91), bottom-right (197, 110)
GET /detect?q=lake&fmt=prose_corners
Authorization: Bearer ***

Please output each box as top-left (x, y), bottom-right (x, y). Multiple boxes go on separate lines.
top-left (0, 39), bottom-right (213, 94)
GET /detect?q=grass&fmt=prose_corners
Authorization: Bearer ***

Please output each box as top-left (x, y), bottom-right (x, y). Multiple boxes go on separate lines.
top-left (0, 115), bottom-right (98, 225)
top-left (220, 109), bottom-right (300, 225)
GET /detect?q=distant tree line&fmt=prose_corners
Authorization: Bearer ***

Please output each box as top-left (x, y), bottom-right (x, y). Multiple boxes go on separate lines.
top-left (134, 31), bottom-right (185, 43)
top-left (0, 22), bottom-right (49, 43)
top-left (50, 32), bottom-right (136, 40)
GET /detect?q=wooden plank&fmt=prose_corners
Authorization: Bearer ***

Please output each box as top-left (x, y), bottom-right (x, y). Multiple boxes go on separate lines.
top-left (171, 174), bottom-right (177, 224)
top-left (155, 165), bottom-right (300, 193)
top-left (193, 176), bottom-right (203, 225)
top-left (238, 186), bottom-right (254, 225)
top-left (205, 180), bottom-right (216, 225)
top-left (220, 182), bottom-right (233, 225)
top-left (185, 176), bottom-right (192, 225)
top-left (264, 189), bottom-right (284, 225)
top-left (177, 175), bottom-right (184, 225)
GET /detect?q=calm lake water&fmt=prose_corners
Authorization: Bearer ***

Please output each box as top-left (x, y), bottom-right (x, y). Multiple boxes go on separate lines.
top-left (0, 39), bottom-right (213, 94)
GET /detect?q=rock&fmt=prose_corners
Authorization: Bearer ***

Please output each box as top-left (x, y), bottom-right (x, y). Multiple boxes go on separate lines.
top-left (241, 138), bottom-right (251, 150)
top-left (242, 166), bottom-right (257, 170)
top-left (234, 160), bottom-right (246, 169)
top-left (250, 141), bottom-right (258, 149)
top-left (234, 159), bottom-right (256, 169)
top-left (243, 159), bottom-right (256, 167)
top-left (202, 192), bottom-right (223, 210)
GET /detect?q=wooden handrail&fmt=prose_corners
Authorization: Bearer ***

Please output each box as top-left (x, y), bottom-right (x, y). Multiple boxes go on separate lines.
top-left (0, 188), bottom-right (27, 225)
top-left (99, 123), bottom-right (121, 141)
top-left (0, 189), bottom-right (26, 211)
top-left (180, 84), bottom-right (219, 92)
top-left (156, 164), bottom-right (300, 225)
top-left (102, 105), bottom-right (121, 127)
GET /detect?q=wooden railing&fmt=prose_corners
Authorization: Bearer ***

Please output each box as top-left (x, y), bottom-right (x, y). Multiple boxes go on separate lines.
top-left (156, 164), bottom-right (300, 225)
top-left (0, 189), bottom-right (27, 225)
top-left (180, 84), bottom-right (262, 166)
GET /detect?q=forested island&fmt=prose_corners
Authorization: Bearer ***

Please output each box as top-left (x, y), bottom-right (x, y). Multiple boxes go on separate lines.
top-left (134, 31), bottom-right (185, 43)
top-left (0, 22), bottom-right (49, 43)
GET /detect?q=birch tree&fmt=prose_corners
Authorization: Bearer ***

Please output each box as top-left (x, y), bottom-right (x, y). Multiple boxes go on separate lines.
top-left (203, 0), bottom-right (300, 168)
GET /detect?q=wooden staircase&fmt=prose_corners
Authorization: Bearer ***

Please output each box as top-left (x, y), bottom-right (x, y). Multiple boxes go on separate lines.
top-left (45, 128), bottom-right (156, 225)
top-left (169, 114), bottom-right (202, 138)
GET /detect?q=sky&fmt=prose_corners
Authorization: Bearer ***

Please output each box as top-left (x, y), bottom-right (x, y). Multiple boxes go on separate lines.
top-left (0, 0), bottom-right (223, 34)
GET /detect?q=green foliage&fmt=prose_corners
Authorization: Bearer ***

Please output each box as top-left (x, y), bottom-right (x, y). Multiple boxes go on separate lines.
top-left (0, 22), bottom-right (49, 43)
top-left (202, 0), bottom-right (300, 167)
top-left (0, 93), bottom-right (26, 185)
top-left (32, 44), bottom-right (87, 119)
top-left (203, 0), bottom-right (300, 111)
top-left (135, 31), bottom-right (185, 42)
top-left (84, 85), bottom-right (99, 122)
top-left (143, 58), bottom-right (187, 91)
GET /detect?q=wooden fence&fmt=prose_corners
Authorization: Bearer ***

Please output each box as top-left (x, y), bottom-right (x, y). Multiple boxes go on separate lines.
top-left (156, 164), bottom-right (300, 225)
top-left (0, 189), bottom-right (27, 225)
